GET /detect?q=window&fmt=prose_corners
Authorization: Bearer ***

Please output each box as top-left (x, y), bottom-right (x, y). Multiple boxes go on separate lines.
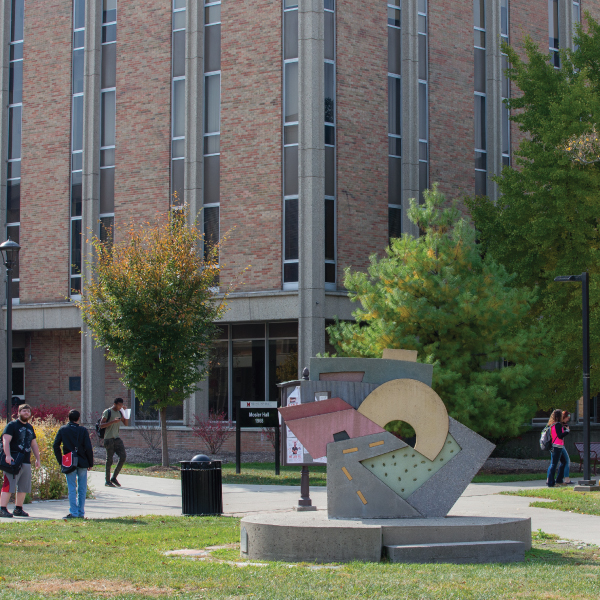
top-left (501, 0), bottom-right (510, 168)
top-left (474, 0), bottom-right (487, 196)
top-left (549, 0), bottom-right (560, 68)
top-left (69, 376), bottom-right (82, 392)
top-left (418, 0), bottom-right (428, 203)
top-left (70, 0), bottom-right (85, 297)
top-left (572, 1), bottom-right (580, 51)
top-left (7, 0), bottom-right (24, 302)
top-left (99, 0), bottom-right (116, 257)
top-left (388, 0), bottom-right (401, 240)
top-left (204, 0), bottom-right (221, 264)
top-left (283, 0), bottom-right (299, 288)
top-left (171, 0), bottom-right (186, 206)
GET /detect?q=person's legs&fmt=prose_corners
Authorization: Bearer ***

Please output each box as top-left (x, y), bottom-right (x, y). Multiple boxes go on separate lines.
top-left (561, 447), bottom-right (571, 482)
top-left (77, 468), bottom-right (87, 517)
top-left (104, 438), bottom-right (115, 482)
top-left (12, 465), bottom-right (32, 516)
top-left (65, 471), bottom-right (77, 516)
top-left (112, 438), bottom-right (126, 480)
top-left (1, 473), bottom-right (14, 514)
top-left (547, 447), bottom-right (562, 486)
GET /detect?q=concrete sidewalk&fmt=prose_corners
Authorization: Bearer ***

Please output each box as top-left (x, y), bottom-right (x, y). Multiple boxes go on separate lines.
top-left (1, 472), bottom-right (598, 545)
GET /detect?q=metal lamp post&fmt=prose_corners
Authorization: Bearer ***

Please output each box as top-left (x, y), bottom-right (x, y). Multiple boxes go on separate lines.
top-left (0, 238), bottom-right (21, 421)
top-left (554, 272), bottom-right (597, 488)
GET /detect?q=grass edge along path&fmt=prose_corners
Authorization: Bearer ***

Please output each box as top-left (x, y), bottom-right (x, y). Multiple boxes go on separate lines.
top-left (91, 462), bottom-right (547, 485)
top-left (0, 519), bottom-right (598, 600)
top-left (501, 487), bottom-right (600, 516)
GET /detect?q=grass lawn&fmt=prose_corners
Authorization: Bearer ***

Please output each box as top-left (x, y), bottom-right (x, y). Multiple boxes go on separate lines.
top-left (92, 462), bottom-right (545, 486)
top-left (501, 487), bottom-right (600, 516)
top-left (0, 519), bottom-right (597, 599)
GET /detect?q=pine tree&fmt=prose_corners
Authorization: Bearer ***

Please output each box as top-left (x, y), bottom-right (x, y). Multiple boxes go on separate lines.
top-left (327, 186), bottom-right (561, 439)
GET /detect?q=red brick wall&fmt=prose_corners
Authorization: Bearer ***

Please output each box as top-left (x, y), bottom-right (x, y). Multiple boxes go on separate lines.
top-left (429, 0), bottom-right (474, 203)
top-left (336, 0), bottom-right (388, 278)
top-left (20, 1), bottom-right (72, 303)
top-left (114, 0), bottom-right (171, 233)
top-left (24, 330), bottom-right (81, 409)
top-left (219, 0), bottom-right (282, 291)
top-left (104, 358), bottom-right (130, 407)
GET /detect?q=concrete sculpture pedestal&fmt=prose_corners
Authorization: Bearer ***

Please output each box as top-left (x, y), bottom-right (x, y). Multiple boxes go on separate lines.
top-left (240, 511), bottom-right (531, 564)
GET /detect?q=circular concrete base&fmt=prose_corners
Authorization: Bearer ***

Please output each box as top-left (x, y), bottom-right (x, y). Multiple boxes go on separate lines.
top-left (240, 511), bottom-right (531, 564)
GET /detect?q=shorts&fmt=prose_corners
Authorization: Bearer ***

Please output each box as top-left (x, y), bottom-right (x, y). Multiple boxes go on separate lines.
top-left (2, 463), bottom-right (32, 494)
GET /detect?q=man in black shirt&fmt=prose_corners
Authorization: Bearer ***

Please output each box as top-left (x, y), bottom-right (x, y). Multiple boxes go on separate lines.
top-left (1, 404), bottom-right (41, 518)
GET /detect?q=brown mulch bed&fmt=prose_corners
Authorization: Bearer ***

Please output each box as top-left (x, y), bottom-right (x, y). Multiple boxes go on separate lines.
top-left (478, 457), bottom-right (550, 475)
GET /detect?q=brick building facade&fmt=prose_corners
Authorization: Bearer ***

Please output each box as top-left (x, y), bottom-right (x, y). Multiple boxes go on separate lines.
top-left (0, 0), bottom-right (593, 450)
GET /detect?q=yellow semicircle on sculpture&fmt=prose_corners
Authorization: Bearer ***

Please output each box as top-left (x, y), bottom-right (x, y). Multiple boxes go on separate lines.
top-left (357, 379), bottom-right (449, 461)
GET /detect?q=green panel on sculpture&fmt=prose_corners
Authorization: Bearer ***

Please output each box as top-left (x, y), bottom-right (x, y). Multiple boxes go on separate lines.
top-left (360, 434), bottom-right (461, 499)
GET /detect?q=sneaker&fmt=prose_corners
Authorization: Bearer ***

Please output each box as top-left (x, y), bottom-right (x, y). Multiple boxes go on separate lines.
top-left (105, 480), bottom-right (116, 487)
top-left (64, 513), bottom-right (78, 519)
top-left (12, 507), bottom-right (29, 517)
top-left (0, 507), bottom-right (13, 518)
top-left (110, 478), bottom-right (121, 487)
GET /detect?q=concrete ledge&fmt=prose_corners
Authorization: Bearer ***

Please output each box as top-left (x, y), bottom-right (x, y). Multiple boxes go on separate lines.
top-left (240, 511), bottom-right (531, 564)
top-left (384, 540), bottom-right (525, 564)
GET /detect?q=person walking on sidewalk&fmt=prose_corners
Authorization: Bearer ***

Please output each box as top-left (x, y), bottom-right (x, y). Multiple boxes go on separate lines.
top-left (53, 410), bottom-right (94, 519)
top-left (100, 398), bottom-right (129, 487)
top-left (546, 408), bottom-right (569, 487)
top-left (1, 404), bottom-right (41, 518)
top-left (559, 410), bottom-right (573, 485)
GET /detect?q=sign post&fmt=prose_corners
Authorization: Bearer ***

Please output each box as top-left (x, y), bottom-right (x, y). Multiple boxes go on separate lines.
top-left (236, 401), bottom-right (279, 475)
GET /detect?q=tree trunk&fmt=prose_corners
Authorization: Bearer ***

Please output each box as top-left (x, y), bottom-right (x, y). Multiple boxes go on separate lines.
top-left (160, 407), bottom-right (169, 467)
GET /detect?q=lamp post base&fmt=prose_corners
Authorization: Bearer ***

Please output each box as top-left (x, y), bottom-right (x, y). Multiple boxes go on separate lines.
top-left (574, 480), bottom-right (599, 492)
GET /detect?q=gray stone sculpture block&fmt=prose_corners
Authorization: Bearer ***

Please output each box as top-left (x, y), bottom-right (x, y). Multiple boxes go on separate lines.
top-left (299, 380), bottom-right (379, 409)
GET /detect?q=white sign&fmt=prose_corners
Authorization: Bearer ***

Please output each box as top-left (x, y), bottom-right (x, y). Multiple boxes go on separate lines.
top-left (240, 401), bottom-right (278, 409)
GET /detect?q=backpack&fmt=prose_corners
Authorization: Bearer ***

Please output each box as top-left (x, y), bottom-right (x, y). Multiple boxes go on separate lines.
top-left (95, 409), bottom-right (110, 440)
top-left (539, 425), bottom-right (552, 451)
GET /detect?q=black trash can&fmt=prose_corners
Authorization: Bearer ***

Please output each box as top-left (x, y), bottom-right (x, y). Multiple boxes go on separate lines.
top-left (180, 455), bottom-right (223, 516)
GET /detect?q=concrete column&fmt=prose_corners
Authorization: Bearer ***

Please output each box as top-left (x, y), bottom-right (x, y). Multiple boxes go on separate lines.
top-left (0, 0), bottom-right (12, 411)
top-left (298, 0), bottom-right (325, 374)
top-left (185, 0), bottom-right (203, 221)
top-left (485, 0), bottom-right (503, 203)
top-left (401, 0), bottom-right (419, 237)
top-left (81, 0), bottom-right (105, 421)
top-left (559, 0), bottom-right (575, 51)
top-left (184, 0), bottom-right (206, 424)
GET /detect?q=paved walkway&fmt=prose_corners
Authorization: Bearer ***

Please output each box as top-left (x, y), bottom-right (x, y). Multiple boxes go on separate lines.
top-left (2, 472), bottom-right (599, 545)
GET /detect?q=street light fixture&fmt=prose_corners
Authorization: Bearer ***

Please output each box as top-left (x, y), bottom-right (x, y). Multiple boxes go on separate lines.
top-left (0, 237), bottom-right (21, 422)
top-left (553, 272), bottom-right (596, 488)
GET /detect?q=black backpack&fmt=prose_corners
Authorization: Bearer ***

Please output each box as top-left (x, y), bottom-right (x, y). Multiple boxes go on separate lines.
top-left (539, 425), bottom-right (552, 451)
top-left (95, 409), bottom-right (110, 440)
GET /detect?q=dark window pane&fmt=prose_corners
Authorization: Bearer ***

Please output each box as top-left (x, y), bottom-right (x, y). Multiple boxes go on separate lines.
top-left (74, 0), bottom-right (85, 30)
top-left (232, 324), bottom-right (265, 340)
top-left (285, 0), bottom-right (298, 8)
top-left (11, 0), bottom-right (24, 42)
top-left (100, 167), bottom-right (115, 214)
top-left (285, 125), bottom-right (298, 145)
top-left (205, 74), bottom-right (221, 133)
top-left (12, 368), bottom-right (24, 395)
top-left (269, 322), bottom-right (298, 338)
top-left (325, 124), bottom-right (335, 146)
top-left (325, 263), bottom-right (336, 284)
top-left (71, 171), bottom-right (82, 217)
top-left (9, 60), bottom-right (22, 104)
top-left (70, 278), bottom-right (81, 295)
top-left (204, 134), bottom-right (220, 154)
top-left (418, 14), bottom-right (426, 34)
top-left (173, 30), bottom-right (185, 77)
top-left (205, 5), bottom-right (220, 24)
top-left (474, 0), bottom-right (485, 29)
top-left (284, 145), bottom-right (298, 196)
top-left (389, 156), bottom-right (401, 205)
top-left (474, 29), bottom-right (485, 47)
top-left (284, 198), bottom-right (298, 261)
top-left (100, 216), bottom-right (114, 245)
top-left (418, 34), bottom-right (427, 81)
top-left (204, 154), bottom-right (220, 204)
top-left (324, 0), bottom-right (334, 9)
top-left (232, 340), bottom-right (266, 412)
top-left (71, 219), bottom-right (82, 274)
top-left (389, 207), bottom-right (402, 240)
top-left (6, 224), bottom-right (19, 281)
top-left (69, 376), bottom-right (82, 392)
top-left (173, 10), bottom-right (186, 30)
top-left (419, 161), bottom-right (428, 203)
top-left (474, 47), bottom-right (485, 93)
top-left (172, 159), bottom-right (184, 204)
top-left (7, 160), bottom-right (20, 179)
top-left (389, 136), bottom-right (401, 157)
top-left (7, 181), bottom-right (20, 224)
top-left (103, 0), bottom-right (116, 24)
top-left (325, 146), bottom-right (335, 197)
top-left (269, 338), bottom-right (298, 400)
top-left (501, 55), bottom-right (509, 97)
top-left (419, 141), bottom-right (427, 160)
top-left (418, 83), bottom-right (427, 140)
top-left (388, 7), bottom-right (400, 27)
top-left (8, 106), bottom-right (22, 160)
top-left (474, 95), bottom-right (486, 150)
top-left (9, 42), bottom-right (22, 61)
top-left (475, 151), bottom-right (487, 170)
top-left (102, 24), bottom-right (116, 44)
top-left (502, 106), bottom-right (510, 155)
top-left (325, 199), bottom-right (335, 261)
top-left (501, 0), bottom-right (508, 35)
top-left (549, 0), bottom-right (559, 49)
top-left (475, 169), bottom-right (486, 196)
top-left (284, 262), bottom-right (298, 283)
top-left (101, 91), bottom-right (116, 147)
top-left (72, 94), bottom-right (84, 152)
top-left (209, 341), bottom-right (229, 418)
top-left (73, 48), bottom-right (84, 94)
top-left (172, 78), bottom-right (185, 138)
top-left (388, 27), bottom-right (401, 75)
top-left (388, 76), bottom-right (401, 136)
top-left (204, 206), bottom-right (219, 260)
top-left (284, 62), bottom-right (298, 122)
top-left (215, 325), bottom-right (228, 340)
top-left (101, 147), bottom-right (115, 167)
top-left (172, 138), bottom-right (184, 159)
top-left (205, 24), bottom-right (221, 73)
top-left (324, 62), bottom-right (334, 123)
top-left (12, 348), bottom-right (25, 363)
top-left (285, 10), bottom-right (298, 60)
top-left (101, 42), bottom-right (116, 89)
top-left (324, 11), bottom-right (334, 61)
top-left (73, 30), bottom-right (85, 49)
